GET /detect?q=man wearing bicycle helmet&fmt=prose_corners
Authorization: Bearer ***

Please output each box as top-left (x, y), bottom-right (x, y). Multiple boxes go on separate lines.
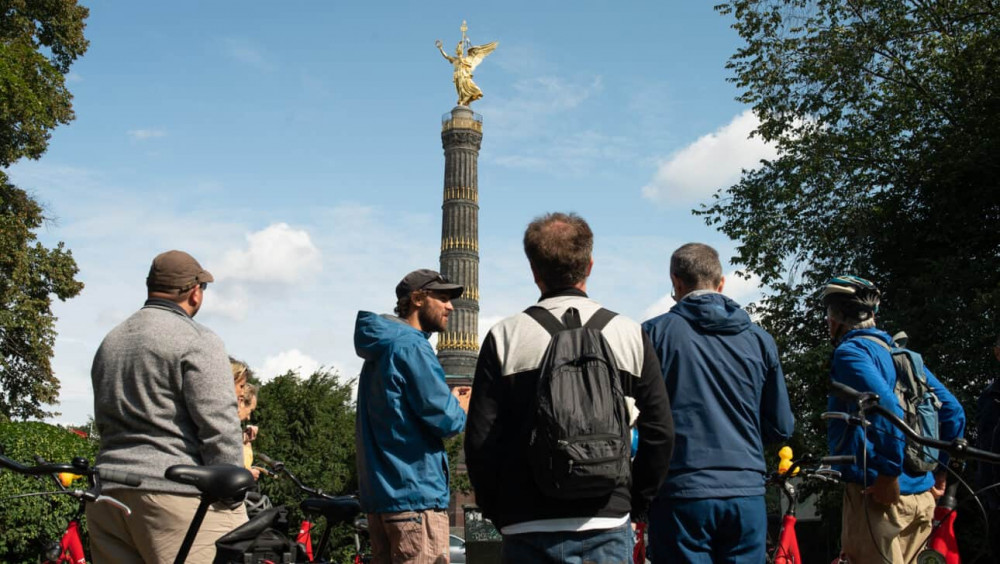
top-left (354, 269), bottom-right (470, 563)
top-left (824, 275), bottom-right (965, 564)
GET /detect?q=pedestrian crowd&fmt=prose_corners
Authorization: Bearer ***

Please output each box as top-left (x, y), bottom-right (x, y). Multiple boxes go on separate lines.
top-left (82, 212), bottom-right (995, 564)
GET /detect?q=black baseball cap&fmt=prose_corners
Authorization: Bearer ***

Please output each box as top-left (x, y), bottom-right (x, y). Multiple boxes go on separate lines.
top-left (395, 269), bottom-right (464, 300)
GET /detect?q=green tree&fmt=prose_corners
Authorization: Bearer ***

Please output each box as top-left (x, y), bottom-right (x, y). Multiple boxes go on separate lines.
top-left (0, 0), bottom-right (89, 421)
top-left (250, 369), bottom-right (359, 560)
top-left (707, 0), bottom-right (1000, 554)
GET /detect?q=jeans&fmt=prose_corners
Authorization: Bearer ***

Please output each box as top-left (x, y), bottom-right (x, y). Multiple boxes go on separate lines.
top-left (648, 495), bottom-right (766, 563)
top-left (501, 522), bottom-right (634, 564)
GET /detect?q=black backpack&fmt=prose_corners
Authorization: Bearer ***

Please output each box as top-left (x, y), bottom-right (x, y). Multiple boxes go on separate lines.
top-left (525, 306), bottom-right (632, 499)
top-left (213, 505), bottom-right (297, 564)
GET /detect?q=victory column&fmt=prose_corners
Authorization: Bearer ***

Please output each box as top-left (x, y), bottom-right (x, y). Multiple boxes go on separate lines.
top-left (434, 22), bottom-right (497, 384)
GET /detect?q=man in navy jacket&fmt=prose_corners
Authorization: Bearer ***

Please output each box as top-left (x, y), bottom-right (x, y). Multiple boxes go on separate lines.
top-left (642, 243), bottom-right (794, 563)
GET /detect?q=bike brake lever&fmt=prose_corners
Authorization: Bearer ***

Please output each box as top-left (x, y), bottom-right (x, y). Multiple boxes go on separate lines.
top-left (95, 494), bottom-right (132, 516)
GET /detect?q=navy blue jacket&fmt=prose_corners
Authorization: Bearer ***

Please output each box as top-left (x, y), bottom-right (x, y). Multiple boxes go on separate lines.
top-left (827, 328), bottom-right (965, 495)
top-left (642, 292), bottom-right (794, 498)
top-left (354, 311), bottom-right (466, 513)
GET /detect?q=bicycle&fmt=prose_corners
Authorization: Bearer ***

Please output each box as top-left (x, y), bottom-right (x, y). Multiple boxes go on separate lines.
top-left (163, 457), bottom-right (371, 564)
top-left (826, 380), bottom-right (1000, 563)
top-left (765, 449), bottom-right (855, 563)
top-left (0, 452), bottom-right (141, 563)
top-left (253, 452), bottom-right (367, 563)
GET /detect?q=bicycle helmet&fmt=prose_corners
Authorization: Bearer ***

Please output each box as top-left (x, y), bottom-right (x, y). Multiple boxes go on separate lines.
top-left (821, 275), bottom-right (880, 320)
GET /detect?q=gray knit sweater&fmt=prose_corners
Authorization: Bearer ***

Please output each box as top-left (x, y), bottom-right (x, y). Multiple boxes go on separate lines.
top-left (91, 301), bottom-right (243, 494)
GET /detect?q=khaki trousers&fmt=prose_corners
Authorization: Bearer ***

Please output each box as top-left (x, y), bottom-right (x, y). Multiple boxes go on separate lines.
top-left (86, 489), bottom-right (247, 564)
top-left (841, 483), bottom-right (935, 564)
top-left (368, 509), bottom-right (450, 564)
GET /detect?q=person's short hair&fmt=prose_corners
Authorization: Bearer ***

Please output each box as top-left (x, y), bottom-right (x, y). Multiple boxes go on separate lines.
top-left (670, 243), bottom-right (723, 289)
top-left (394, 289), bottom-right (427, 318)
top-left (994, 333), bottom-right (1000, 348)
top-left (523, 212), bottom-right (593, 290)
top-left (231, 358), bottom-right (252, 385)
top-left (827, 304), bottom-right (877, 330)
top-left (243, 383), bottom-right (258, 404)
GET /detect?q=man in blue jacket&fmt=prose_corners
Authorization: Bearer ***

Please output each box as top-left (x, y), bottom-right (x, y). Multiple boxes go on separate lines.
top-left (642, 243), bottom-right (794, 563)
top-left (824, 275), bottom-right (964, 563)
top-left (355, 269), bottom-right (470, 563)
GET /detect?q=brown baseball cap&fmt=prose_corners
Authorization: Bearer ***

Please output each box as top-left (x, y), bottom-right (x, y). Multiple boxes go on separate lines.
top-left (146, 250), bottom-right (214, 292)
top-left (395, 269), bottom-right (463, 300)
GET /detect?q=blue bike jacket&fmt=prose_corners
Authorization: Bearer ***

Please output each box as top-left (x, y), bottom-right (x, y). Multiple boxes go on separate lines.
top-left (642, 292), bottom-right (795, 499)
top-left (354, 311), bottom-right (466, 513)
top-left (826, 328), bottom-right (965, 495)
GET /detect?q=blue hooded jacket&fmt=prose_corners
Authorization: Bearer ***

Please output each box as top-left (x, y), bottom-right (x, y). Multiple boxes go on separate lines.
top-left (826, 328), bottom-right (965, 495)
top-left (354, 311), bottom-right (466, 513)
top-left (642, 292), bottom-right (794, 498)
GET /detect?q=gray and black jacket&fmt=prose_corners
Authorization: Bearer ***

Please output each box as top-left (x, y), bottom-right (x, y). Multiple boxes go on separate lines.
top-left (464, 288), bottom-right (675, 529)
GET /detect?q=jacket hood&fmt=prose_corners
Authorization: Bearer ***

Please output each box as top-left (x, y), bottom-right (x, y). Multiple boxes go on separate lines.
top-left (671, 292), bottom-right (751, 335)
top-left (354, 311), bottom-right (427, 361)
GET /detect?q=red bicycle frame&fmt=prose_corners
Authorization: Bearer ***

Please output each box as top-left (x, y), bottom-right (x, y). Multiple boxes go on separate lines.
top-left (42, 519), bottom-right (87, 564)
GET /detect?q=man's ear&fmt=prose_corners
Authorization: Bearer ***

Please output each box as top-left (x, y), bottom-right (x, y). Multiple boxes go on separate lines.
top-left (585, 258), bottom-right (594, 278)
top-left (716, 276), bottom-right (725, 293)
top-left (187, 286), bottom-right (202, 309)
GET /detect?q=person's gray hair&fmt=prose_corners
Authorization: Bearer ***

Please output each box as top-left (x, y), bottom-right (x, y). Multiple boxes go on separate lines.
top-left (670, 243), bottom-right (723, 289)
top-left (827, 305), bottom-right (877, 330)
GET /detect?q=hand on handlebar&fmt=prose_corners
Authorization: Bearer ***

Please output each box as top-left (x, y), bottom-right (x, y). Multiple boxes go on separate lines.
top-left (865, 474), bottom-right (900, 505)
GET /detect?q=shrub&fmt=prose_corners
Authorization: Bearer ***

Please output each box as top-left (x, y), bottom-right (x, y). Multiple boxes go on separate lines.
top-left (0, 421), bottom-right (98, 563)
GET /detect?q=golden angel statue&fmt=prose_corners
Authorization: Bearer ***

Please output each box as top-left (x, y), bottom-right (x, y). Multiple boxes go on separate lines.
top-left (436, 22), bottom-right (498, 106)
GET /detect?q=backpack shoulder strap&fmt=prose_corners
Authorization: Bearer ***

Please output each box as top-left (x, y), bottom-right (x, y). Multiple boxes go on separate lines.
top-left (524, 306), bottom-right (566, 337)
top-left (584, 308), bottom-right (618, 332)
top-left (853, 334), bottom-right (892, 351)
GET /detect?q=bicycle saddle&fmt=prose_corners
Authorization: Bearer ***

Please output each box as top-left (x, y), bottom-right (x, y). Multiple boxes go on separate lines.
top-left (300, 496), bottom-right (361, 524)
top-left (164, 464), bottom-right (255, 503)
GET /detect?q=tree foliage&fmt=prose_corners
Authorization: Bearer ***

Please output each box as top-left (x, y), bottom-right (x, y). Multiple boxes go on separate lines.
top-left (0, 421), bottom-right (98, 563)
top-left (0, 0), bottom-right (88, 421)
top-left (250, 369), bottom-right (359, 560)
top-left (0, 176), bottom-right (84, 421)
top-left (0, 0), bottom-right (89, 166)
top-left (708, 0), bottom-right (1000, 553)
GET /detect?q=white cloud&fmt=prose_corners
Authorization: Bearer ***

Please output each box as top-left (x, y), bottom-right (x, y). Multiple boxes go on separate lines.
top-left (201, 284), bottom-right (250, 321)
top-left (218, 223), bottom-right (322, 285)
top-left (641, 110), bottom-right (778, 204)
top-left (258, 349), bottom-right (322, 383)
top-left (127, 129), bottom-right (166, 141)
top-left (642, 293), bottom-right (676, 321)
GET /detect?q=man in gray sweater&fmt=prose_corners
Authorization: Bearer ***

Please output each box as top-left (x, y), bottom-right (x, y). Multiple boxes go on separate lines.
top-left (86, 250), bottom-right (246, 564)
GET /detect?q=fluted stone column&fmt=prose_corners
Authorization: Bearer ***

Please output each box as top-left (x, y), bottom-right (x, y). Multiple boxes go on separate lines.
top-left (437, 106), bottom-right (482, 382)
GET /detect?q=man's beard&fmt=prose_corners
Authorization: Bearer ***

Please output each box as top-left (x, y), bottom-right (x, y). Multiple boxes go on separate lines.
top-left (418, 305), bottom-right (447, 333)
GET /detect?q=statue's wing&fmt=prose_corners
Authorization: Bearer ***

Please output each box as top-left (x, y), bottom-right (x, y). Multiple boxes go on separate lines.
top-left (466, 41), bottom-right (498, 71)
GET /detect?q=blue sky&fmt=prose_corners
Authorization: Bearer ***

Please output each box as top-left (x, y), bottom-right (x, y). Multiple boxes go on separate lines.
top-left (10, 1), bottom-right (776, 425)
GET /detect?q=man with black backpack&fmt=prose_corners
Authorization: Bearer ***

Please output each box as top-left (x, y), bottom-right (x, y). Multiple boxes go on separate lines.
top-left (642, 243), bottom-right (794, 563)
top-left (823, 275), bottom-right (965, 564)
top-left (465, 212), bottom-right (674, 563)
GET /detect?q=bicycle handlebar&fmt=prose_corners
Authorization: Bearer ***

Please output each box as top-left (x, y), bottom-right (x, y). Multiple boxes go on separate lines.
top-left (2, 453), bottom-right (141, 485)
top-left (827, 381), bottom-right (1000, 465)
top-left (2, 453), bottom-right (139, 514)
top-left (255, 452), bottom-right (332, 499)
